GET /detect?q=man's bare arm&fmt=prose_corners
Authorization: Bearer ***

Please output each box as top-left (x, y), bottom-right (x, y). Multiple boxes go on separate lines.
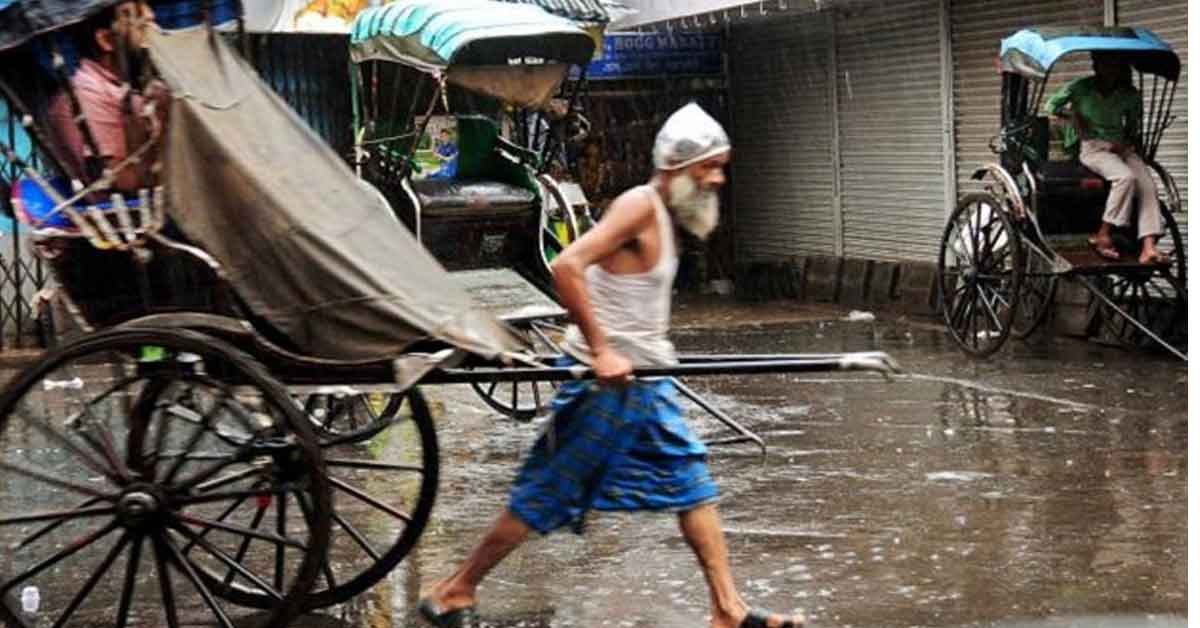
top-left (550, 188), bottom-right (654, 382)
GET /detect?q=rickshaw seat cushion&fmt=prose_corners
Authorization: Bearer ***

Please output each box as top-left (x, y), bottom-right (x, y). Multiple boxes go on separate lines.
top-left (1037, 159), bottom-right (1106, 191)
top-left (1034, 159), bottom-right (1110, 235)
top-left (12, 177), bottom-right (144, 230)
top-left (413, 179), bottom-right (536, 217)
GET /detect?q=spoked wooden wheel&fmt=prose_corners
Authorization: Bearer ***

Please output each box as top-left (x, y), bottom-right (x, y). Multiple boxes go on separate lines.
top-left (470, 319), bottom-right (565, 421)
top-left (1011, 239), bottom-right (1058, 340)
top-left (537, 175), bottom-right (581, 274)
top-left (1088, 203), bottom-right (1186, 351)
top-left (303, 392), bottom-right (405, 443)
top-left (241, 388), bottom-right (438, 609)
top-left (0, 328), bottom-right (330, 628)
top-left (937, 192), bottom-right (1023, 357)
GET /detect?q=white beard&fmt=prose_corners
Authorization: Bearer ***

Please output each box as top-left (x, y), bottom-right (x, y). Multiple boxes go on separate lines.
top-left (666, 174), bottom-right (720, 240)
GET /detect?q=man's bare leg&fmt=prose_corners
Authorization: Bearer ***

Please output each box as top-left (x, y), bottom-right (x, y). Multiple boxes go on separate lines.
top-left (424, 509), bottom-right (531, 612)
top-left (679, 504), bottom-right (805, 628)
top-left (1090, 221), bottom-right (1121, 260)
top-left (1139, 235), bottom-right (1168, 264)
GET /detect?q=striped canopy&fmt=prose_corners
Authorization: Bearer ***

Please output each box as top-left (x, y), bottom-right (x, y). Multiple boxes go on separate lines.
top-left (1000, 26), bottom-right (1180, 81)
top-left (350, 0), bottom-right (595, 71)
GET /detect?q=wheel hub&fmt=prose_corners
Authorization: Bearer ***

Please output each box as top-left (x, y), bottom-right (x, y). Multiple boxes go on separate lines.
top-left (117, 486), bottom-right (163, 526)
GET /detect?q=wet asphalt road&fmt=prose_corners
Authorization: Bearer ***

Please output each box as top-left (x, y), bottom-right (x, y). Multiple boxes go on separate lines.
top-left (0, 307), bottom-right (1186, 628)
top-left (301, 311), bottom-right (1187, 628)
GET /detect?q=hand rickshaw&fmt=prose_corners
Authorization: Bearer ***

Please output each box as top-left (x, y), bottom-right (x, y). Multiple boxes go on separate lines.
top-left (0, 2), bottom-right (899, 626)
top-left (345, 1), bottom-right (769, 445)
top-left (937, 27), bottom-right (1186, 360)
top-left (348, 1), bottom-right (593, 421)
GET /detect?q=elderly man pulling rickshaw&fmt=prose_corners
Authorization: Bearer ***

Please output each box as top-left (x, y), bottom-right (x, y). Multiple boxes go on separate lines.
top-left (418, 104), bottom-right (803, 628)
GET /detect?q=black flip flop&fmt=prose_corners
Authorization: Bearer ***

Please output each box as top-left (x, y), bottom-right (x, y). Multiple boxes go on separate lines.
top-left (417, 597), bottom-right (483, 628)
top-left (740, 608), bottom-right (803, 628)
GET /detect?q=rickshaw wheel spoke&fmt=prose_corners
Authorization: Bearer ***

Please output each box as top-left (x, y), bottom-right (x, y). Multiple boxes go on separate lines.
top-left (1, 521), bottom-right (119, 594)
top-left (153, 532), bottom-right (181, 628)
top-left (168, 524), bottom-right (285, 602)
top-left (160, 531), bottom-right (238, 628)
top-left (51, 531), bottom-right (131, 628)
top-left (114, 534), bottom-right (144, 628)
top-left (332, 509), bottom-right (383, 561)
top-left (1012, 244), bottom-right (1057, 340)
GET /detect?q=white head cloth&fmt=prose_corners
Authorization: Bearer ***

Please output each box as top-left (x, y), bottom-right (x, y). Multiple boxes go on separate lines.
top-left (652, 103), bottom-right (731, 171)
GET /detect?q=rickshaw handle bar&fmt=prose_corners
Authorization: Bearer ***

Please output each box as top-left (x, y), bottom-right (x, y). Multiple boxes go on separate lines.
top-left (423, 352), bottom-right (901, 384)
top-left (507, 352), bottom-right (896, 365)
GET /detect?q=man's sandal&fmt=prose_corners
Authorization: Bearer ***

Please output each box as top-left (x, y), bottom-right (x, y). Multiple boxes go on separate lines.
top-left (739, 608), bottom-right (804, 627)
top-left (1088, 237), bottom-right (1121, 261)
top-left (417, 597), bottom-right (484, 628)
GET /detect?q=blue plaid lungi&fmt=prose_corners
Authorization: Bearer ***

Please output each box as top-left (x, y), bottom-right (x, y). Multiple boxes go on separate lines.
top-left (509, 367), bottom-right (719, 535)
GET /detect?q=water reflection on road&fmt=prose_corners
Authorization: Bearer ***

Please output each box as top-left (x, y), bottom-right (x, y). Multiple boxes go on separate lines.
top-left (1, 315), bottom-right (1183, 628)
top-left (312, 319), bottom-right (1185, 627)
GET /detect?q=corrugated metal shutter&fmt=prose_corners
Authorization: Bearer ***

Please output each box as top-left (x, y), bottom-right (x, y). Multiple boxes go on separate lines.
top-left (1116, 0), bottom-right (1187, 247)
top-left (835, 0), bottom-right (945, 262)
top-left (952, 0), bottom-right (1104, 197)
top-left (247, 34), bottom-right (354, 156)
top-left (499, 0), bottom-right (614, 24)
top-left (728, 15), bottom-right (835, 262)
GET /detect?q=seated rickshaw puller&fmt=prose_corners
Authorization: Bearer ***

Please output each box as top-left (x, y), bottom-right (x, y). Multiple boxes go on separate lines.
top-left (1044, 51), bottom-right (1167, 264)
top-left (419, 104), bottom-right (804, 628)
top-left (46, 1), bottom-right (168, 194)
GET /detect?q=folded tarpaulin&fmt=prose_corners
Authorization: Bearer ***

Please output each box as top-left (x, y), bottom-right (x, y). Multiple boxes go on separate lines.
top-left (148, 25), bottom-right (529, 362)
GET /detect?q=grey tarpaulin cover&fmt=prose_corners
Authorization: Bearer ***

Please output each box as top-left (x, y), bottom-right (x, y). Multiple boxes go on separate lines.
top-left (148, 25), bottom-right (529, 361)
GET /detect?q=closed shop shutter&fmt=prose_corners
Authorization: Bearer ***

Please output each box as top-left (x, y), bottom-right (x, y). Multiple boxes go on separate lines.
top-left (835, 0), bottom-right (945, 262)
top-left (248, 34), bottom-right (354, 156)
top-left (1116, 0), bottom-right (1187, 246)
top-left (728, 16), bottom-right (834, 262)
top-left (951, 0), bottom-right (1104, 197)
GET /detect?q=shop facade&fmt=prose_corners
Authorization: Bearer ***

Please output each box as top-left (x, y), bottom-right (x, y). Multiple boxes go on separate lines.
top-left (705, 0), bottom-right (1189, 266)
top-left (710, 0), bottom-right (1190, 266)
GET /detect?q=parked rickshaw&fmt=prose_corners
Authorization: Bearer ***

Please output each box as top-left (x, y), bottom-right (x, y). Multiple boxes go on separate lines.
top-left (937, 26), bottom-right (1186, 360)
top-left (0, 2), bottom-right (898, 627)
top-left (349, 1), bottom-right (595, 420)
top-left (345, 1), bottom-right (773, 447)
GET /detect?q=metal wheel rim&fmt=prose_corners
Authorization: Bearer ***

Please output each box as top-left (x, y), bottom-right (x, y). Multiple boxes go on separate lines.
top-left (537, 175), bottom-right (581, 275)
top-left (937, 193), bottom-right (1023, 358)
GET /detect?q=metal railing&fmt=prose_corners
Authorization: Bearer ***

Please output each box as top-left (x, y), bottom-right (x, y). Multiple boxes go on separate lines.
top-left (0, 109), bottom-right (48, 350)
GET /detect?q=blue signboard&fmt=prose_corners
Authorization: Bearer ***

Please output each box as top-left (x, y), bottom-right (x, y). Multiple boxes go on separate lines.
top-left (581, 33), bottom-right (723, 80)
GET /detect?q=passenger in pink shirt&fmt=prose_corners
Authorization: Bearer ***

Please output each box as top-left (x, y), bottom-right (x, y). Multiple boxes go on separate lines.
top-left (47, 1), bottom-right (167, 193)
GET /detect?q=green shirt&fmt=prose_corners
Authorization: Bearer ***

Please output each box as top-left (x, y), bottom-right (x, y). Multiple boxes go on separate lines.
top-left (1044, 75), bottom-right (1141, 153)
